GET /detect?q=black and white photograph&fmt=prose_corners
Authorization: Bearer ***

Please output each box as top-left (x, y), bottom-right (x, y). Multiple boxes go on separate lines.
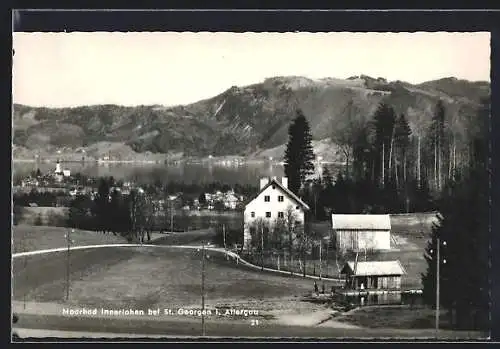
top-left (11, 25), bottom-right (491, 340)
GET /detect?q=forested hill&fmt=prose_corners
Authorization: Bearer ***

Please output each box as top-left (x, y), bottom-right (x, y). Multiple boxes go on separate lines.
top-left (13, 75), bottom-right (489, 162)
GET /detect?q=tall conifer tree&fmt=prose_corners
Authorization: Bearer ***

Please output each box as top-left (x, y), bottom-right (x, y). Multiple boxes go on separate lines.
top-left (284, 109), bottom-right (316, 195)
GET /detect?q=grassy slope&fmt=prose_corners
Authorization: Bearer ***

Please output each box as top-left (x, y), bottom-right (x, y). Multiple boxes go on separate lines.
top-left (335, 306), bottom-right (451, 330)
top-left (13, 312), bottom-right (485, 339)
top-left (12, 246), bottom-right (484, 338)
top-left (12, 246), bottom-right (319, 311)
top-left (12, 225), bottom-right (128, 254)
top-left (151, 229), bottom-right (217, 246)
top-left (16, 207), bottom-right (69, 227)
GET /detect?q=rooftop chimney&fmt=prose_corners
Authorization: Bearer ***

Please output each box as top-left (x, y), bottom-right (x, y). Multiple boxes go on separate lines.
top-left (260, 177), bottom-right (270, 190)
top-left (282, 177), bottom-right (288, 189)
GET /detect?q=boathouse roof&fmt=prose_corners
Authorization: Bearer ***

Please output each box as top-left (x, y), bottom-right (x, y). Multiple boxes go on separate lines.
top-left (342, 260), bottom-right (406, 276)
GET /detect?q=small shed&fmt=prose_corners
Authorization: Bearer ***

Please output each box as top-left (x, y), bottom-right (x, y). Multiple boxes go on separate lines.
top-left (332, 214), bottom-right (391, 252)
top-left (341, 260), bottom-right (406, 290)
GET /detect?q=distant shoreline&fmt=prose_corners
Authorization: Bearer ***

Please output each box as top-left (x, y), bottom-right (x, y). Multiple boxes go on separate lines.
top-left (13, 158), bottom-right (343, 166)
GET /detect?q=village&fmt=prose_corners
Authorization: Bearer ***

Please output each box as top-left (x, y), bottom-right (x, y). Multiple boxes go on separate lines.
top-left (14, 160), bottom-right (248, 212)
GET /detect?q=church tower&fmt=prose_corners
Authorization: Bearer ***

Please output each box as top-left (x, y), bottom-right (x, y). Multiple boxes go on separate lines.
top-left (55, 159), bottom-right (62, 173)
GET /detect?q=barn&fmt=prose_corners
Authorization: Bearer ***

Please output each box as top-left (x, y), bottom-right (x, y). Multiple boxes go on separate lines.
top-left (341, 260), bottom-right (406, 290)
top-left (332, 214), bottom-right (391, 252)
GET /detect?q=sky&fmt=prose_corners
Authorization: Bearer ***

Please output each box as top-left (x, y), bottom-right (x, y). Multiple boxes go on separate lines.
top-left (12, 32), bottom-right (490, 108)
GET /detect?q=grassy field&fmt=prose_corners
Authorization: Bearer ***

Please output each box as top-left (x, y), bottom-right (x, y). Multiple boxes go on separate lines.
top-left (12, 225), bottom-right (128, 254)
top-left (12, 246), bottom-right (325, 313)
top-left (13, 308), bottom-right (487, 341)
top-left (390, 212), bottom-right (438, 235)
top-left (13, 312), bottom-right (486, 339)
top-left (242, 248), bottom-right (424, 289)
top-left (12, 247), bottom-right (485, 339)
top-left (335, 305), bottom-right (451, 330)
top-left (152, 229), bottom-right (216, 246)
top-left (16, 207), bottom-right (69, 226)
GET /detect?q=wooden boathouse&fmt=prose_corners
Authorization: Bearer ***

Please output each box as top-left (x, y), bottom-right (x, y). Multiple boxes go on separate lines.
top-left (341, 260), bottom-right (406, 291)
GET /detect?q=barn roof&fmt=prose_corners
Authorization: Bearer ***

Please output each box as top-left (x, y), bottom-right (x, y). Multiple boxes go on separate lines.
top-left (341, 260), bottom-right (406, 276)
top-left (332, 214), bottom-right (391, 230)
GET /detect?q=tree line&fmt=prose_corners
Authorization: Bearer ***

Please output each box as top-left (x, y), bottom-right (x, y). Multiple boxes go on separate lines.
top-left (283, 98), bottom-right (489, 330)
top-left (14, 189), bottom-right (70, 207)
top-left (284, 97), bottom-right (488, 219)
top-left (421, 98), bottom-right (489, 331)
top-left (67, 177), bottom-right (157, 242)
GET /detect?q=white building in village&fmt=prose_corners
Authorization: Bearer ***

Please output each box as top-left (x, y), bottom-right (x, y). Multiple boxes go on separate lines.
top-left (332, 214), bottom-right (392, 253)
top-left (243, 176), bottom-right (310, 249)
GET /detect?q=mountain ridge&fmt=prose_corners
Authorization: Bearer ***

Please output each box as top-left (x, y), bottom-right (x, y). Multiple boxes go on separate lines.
top-left (13, 75), bottom-right (490, 162)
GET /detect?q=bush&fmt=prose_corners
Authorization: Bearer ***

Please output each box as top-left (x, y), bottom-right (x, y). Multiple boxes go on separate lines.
top-left (47, 211), bottom-right (65, 227)
top-left (34, 213), bottom-right (43, 226)
top-left (13, 205), bottom-right (23, 225)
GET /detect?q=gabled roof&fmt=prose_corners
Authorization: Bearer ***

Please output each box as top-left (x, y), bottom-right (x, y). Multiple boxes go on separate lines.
top-left (332, 214), bottom-right (391, 230)
top-left (341, 260), bottom-right (406, 276)
top-left (245, 178), bottom-right (310, 210)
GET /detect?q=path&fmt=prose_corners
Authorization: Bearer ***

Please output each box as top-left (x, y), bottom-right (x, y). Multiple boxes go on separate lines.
top-left (13, 328), bottom-right (194, 339)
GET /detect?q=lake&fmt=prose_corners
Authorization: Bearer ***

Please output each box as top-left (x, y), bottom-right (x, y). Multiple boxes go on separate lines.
top-left (341, 292), bottom-right (424, 307)
top-left (13, 161), bottom-right (343, 186)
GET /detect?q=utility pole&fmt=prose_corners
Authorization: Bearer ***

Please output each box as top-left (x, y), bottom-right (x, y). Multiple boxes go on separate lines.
top-left (22, 236), bottom-right (27, 310)
top-left (223, 224), bottom-right (226, 250)
top-left (319, 240), bottom-right (322, 280)
top-left (382, 142), bottom-right (385, 187)
top-left (417, 135), bottom-right (421, 186)
top-left (325, 237), bottom-right (329, 278)
top-left (435, 237), bottom-right (440, 338)
top-left (66, 229), bottom-right (74, 301)
top-left (170, 199), bottom-right (174, 234)
top-left (261, 225), bottom-right (264, 271)
top-left (201, 242), bottom-right (206, 336)
top-left (353, 251), bottom-right (359, 289)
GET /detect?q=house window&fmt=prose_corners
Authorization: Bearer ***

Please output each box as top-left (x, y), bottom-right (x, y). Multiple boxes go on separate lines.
top-left (251, 212), bottom-right (255, 218)
top-left (266, 212), bottom-right (271, 218)
top-left (278, 195), bottom-right (284, 202)
top-left (296, 206), bottom-right (299, 210)
top-left (264, 195), bottom-right (270, 202)
top-left (278, 212), bottom-right (284, 218)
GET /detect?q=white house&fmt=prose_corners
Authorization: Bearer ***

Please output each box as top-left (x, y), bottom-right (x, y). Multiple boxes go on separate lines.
top-left (224, 191), bottom-right (240, 210)
top-left (243, 177), bottom-right (310, 249)
top-left (332, 214), bottom-right (391, 252)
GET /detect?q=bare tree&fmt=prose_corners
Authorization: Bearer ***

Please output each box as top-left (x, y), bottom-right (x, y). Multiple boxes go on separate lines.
top-left (331, 101), bottom-right (365, 179)
top-left (143, 195), bottom-right (158, 242)
top-left (296, 222), bottom-right (311, 277)
top-left (246, 218), bottom-right (267, 250)
top-left (128, 189), bottom-right (147, 242)
top-left (246, 217), bottom-right (269, 270)
top-left (271, 216), bottom-right (287, 252)
top-left (283, 205), bottom-right (299, 272)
